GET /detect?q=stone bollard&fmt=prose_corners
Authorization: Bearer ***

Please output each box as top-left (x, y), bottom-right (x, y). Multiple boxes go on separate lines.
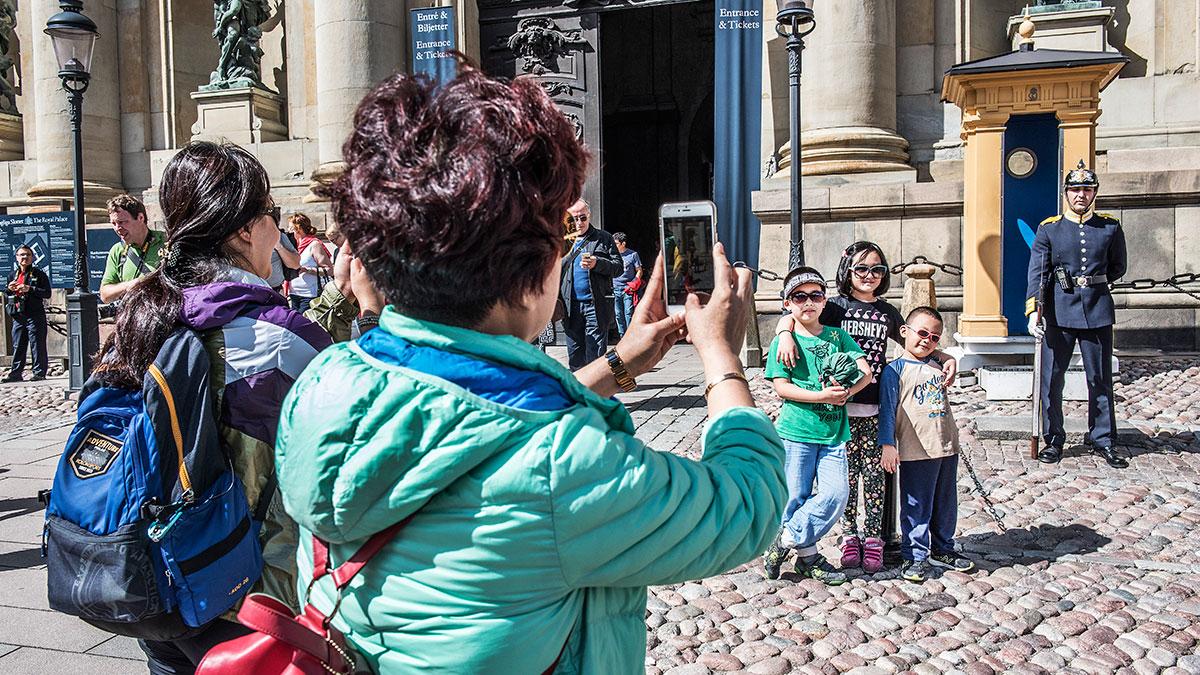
top-left (901, 263), bottom-right (938, 315)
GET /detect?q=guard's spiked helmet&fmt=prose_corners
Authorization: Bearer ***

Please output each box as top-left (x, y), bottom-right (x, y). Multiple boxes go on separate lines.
top-left (1064, 159), bottom-right (1099, 190)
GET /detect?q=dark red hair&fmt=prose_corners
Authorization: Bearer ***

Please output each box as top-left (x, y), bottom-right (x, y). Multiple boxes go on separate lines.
top-left (319, 61), bottom-right (589, 327)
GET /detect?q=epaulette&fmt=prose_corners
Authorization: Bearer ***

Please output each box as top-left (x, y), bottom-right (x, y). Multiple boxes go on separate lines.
top-left (1040, 215), bottom-right (1060, 226)
top-left (1095, 212), bottom-right (1118, 221)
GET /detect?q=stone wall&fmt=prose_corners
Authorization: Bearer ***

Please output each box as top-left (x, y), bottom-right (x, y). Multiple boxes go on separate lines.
top-left (750, 166), bottom-right (1200, 361)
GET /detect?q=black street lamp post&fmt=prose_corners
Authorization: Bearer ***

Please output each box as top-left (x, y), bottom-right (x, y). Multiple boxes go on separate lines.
top-left (45, 0), bottom-right (99, 390)
top-left (775, 0), bottom-right (815, 270)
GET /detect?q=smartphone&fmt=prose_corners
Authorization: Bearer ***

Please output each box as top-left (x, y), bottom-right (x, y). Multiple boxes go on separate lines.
top-left (659, 200), bottom-right (718, 314)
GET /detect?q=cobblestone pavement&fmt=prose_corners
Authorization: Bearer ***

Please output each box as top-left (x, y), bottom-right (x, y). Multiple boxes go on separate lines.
top-left (0, 351), bottom-right (1197, 673)
top-left (955, 357), bottom-right (1200, 429)
top-left (646, 355), bottom-right (1200, 675)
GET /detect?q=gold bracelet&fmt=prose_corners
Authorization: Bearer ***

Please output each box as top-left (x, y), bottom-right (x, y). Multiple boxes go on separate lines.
top-left (704, 372), bottom-right (748, 398)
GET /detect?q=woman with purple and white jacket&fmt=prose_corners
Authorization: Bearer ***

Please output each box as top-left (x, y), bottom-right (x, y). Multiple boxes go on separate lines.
top-left (92, 142), bottom-right (362, 675)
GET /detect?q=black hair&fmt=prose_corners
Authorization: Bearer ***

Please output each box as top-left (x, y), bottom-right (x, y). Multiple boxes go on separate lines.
top-left (906, 305), bottom-right (943, 325)
top-left (612, 232), bottom-right (627, 243)
top-left (836, 240), bottom-right (891, 298)
top-left (94, 141), bottom-right (272, 388)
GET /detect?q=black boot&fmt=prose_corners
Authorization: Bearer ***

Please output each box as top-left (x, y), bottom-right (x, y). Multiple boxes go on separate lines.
top-left (1037, 445), bottom-right (1062, 464)
top-left (1093, 446), bottom-right (1128, 469)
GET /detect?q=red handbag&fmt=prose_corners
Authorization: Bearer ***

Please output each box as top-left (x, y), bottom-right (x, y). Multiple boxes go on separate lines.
top-left (196, 518), bottom-right (410, 675)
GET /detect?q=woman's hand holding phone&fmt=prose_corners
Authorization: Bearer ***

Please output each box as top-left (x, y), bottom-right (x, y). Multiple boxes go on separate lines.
top-left (684, 243), bottom-right (754, 413)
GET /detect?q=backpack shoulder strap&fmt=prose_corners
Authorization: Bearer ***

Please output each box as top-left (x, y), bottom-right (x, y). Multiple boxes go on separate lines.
top-left (311, 516), bottom-right (413, 591)
top-left (145, 328), bottom-right (225, 501)
top-left (254, 472), bottom-right (277, 522)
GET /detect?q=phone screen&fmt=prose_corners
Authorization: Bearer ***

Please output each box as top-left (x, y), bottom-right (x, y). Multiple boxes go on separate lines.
top-left (661, 215), bottom-right (715, 306)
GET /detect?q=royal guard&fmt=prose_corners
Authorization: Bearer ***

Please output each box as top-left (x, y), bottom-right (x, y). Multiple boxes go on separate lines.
top-left (1026, 160), bottom-right (1128, 468)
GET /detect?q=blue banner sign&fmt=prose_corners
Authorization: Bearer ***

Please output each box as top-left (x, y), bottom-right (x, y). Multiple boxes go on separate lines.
top-left (713, 0), bottom-right (763, 268)
top-left (1, 211), bottom-right (77, 288)
top-left (411, 7), bottom-right (457, 87)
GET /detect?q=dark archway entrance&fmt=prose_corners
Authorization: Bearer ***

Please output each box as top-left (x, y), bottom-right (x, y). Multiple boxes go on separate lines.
top-left (598, 1), bottom-right (715, 263)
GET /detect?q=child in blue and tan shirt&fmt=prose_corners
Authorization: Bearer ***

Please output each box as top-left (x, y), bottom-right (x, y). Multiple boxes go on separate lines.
top-left (879, 306), bottom-right (976, 582)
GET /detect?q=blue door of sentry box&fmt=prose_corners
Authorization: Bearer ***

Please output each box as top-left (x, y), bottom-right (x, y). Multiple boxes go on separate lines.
top-left (1002, 113), bottom-right (1060, 334)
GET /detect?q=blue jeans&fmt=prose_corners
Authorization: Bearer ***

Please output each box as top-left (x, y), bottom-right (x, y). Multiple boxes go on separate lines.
top-left (564, 298), bottom-right (607, 371)
top-left (613, 285), bottom-right (634, 336)
top-left (780, 439), bottom-right (849, 557)
top-left (899, 455), bottom-right (959, 562)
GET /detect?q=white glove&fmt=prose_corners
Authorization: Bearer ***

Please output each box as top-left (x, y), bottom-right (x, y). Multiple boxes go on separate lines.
top-left (1027, 312), bottom-right (1044, 339)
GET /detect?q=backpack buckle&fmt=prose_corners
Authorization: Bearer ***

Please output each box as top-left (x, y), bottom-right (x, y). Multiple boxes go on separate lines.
top-left (147, 506), bottom-right (186, 542)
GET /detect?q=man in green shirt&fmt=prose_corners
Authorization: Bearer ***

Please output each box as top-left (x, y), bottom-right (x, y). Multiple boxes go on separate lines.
top-left (100, 194), bottom-right (165, 304)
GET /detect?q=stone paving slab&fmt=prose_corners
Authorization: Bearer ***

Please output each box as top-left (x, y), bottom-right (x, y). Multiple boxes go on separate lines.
top-left (0, 646), bottom-right (144, 674)
top-left (87, 636), bottom-right (147, 661)
top-left (0, 565), bottom-right (53, 612)
top-left (0, 606), bottom-right (117, 652)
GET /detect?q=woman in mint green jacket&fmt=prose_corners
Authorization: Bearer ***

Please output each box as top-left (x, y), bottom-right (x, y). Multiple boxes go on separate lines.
top-left (276, 65), bottom-right (787, 674)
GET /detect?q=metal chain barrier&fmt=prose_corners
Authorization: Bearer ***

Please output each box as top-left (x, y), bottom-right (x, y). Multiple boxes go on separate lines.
top-left (1109, 272), bottom-right (1200, 304)
top-left (958, 450), bottom-right (1007, 532)
top-left (732, 261), bottom-right (783, 282)
top-left (890, 256), bottom-right (963, 277)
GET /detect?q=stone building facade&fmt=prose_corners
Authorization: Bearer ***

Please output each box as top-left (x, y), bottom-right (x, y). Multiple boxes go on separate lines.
top-left (0, 0), bottom-right (1197, 361)
top-left (754, 0), bottom-right (1200, 353)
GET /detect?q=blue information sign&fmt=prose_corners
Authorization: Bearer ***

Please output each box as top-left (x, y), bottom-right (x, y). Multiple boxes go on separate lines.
top-left (87, 227), bottom-right (121, 293)
top-left (411, 7), bottom-right (457, 87)
top-left (0, 211), bottom-right (77, 289)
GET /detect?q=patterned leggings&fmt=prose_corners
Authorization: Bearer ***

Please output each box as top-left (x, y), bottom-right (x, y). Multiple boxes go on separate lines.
top-left (842, 415), bottom-right (885, 539)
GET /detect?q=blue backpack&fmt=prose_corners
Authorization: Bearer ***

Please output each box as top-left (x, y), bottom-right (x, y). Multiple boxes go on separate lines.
top-left (44, 328), bottom-right (272, 641)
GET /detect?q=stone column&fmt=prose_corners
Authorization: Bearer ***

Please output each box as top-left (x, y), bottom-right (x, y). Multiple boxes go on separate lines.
top-left (958, 110), bottom-right (1009, 337)
top-left (307, 1), bottom-right (404, 199)
top-left (795, 0), bottom-right (910, 175)
top-left (27, 0), bottom-right (124, 212)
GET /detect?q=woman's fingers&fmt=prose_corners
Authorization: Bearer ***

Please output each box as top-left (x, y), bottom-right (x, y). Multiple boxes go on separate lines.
top-left (633, 253), bottom-right (667, 322)
top-left (710, 242), bottom-right (734, 297)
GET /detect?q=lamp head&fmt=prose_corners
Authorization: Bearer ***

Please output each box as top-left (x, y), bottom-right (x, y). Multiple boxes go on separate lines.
top-left (45, 1), bottom-right (99, 81)
top-left (776, 0), bottom-right (816, 39)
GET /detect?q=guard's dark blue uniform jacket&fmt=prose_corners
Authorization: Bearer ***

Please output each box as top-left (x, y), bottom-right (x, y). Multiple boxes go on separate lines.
top-left (1025, 211), bottom-right (1127, 329)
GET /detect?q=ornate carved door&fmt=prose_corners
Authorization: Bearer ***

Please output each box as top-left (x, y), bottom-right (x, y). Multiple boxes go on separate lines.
top-left (480, 4), bottom-right (604, 225)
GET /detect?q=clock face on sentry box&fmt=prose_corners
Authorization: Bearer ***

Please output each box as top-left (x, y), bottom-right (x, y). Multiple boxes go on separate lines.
top-left (1006, 148), bottom-right (1037, 178)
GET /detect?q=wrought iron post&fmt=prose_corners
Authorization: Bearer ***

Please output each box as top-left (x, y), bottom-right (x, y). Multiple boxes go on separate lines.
top-left (775, 1), bottom-right (815, 270)
top-left (46, 0), bottom-right (100, 390)
top-left (64, 81), bottom-right (97, 390)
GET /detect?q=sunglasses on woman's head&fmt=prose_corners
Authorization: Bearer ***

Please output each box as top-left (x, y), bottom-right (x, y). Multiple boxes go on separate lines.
top-left (852, 264), bottom-right (888, 278)
top-left (906, 326), bottom-right (941, 343)
top-left (787, 290), bottom-right (826, 304)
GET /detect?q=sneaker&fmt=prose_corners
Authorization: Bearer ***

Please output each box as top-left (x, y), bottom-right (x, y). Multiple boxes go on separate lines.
top-left (0, 372), bottom-right (20, 383)
top-left (928, 551), bottom-right (975, 572)
top-left (862, 537), bottom-right (885, 573)
top-left (29, 374), bottom-right (45, 382)
top-left (795, 555), bottom-right (848, 586)
top-left (762, 532), bottom-right (793, 581)
top-left (840, 535), bottom-right (862, 568)
top-left (900, 559), bottom-right (932, 582)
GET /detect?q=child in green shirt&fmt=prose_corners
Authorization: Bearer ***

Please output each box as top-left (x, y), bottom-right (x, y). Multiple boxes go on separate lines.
top-left (762, 266), bottom-right (872, 585)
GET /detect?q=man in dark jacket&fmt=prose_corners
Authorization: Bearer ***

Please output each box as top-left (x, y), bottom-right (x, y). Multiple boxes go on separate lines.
top-left (559, 199), bottom-right (621, 370)
top-left (4, 245), bottom-right (52, 382)
top-left (1025, 161), bottom-right (1128, 468)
